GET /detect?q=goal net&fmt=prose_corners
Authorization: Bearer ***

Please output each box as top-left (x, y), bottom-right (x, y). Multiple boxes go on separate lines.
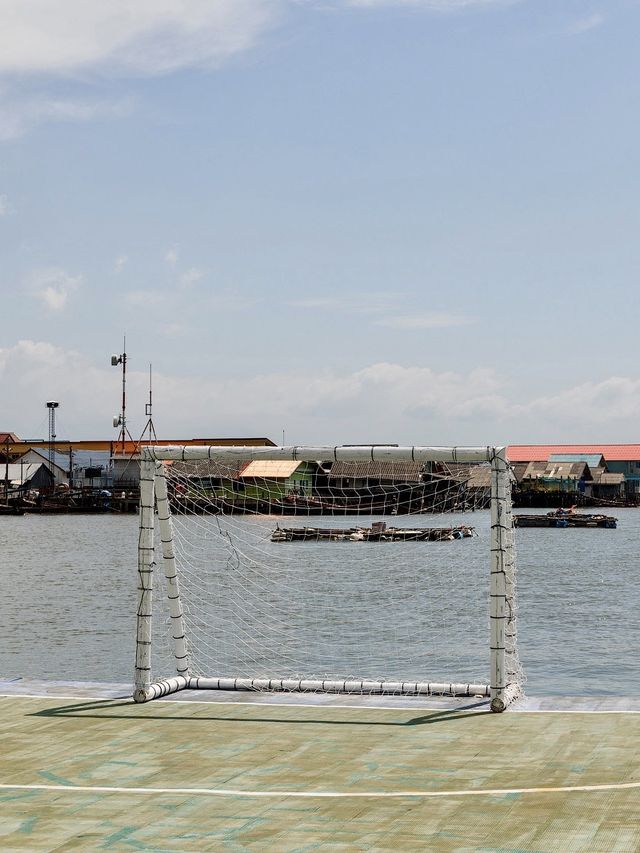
top-left (134, 445), bottom-right (523, 712)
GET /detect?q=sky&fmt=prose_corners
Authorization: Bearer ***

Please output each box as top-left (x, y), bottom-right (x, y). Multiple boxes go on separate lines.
top-left (1, 0), bottom-right (639, 446)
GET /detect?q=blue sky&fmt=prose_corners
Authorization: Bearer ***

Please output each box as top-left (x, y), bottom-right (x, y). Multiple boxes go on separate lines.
top-left (1, 0), bottom-right (639, 445)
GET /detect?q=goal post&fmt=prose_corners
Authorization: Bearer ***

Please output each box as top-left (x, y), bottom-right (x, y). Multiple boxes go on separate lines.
top-left (134, 445), bottom-right (522, 712)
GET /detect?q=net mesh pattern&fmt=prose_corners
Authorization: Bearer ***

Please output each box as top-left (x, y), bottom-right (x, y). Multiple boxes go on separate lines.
top-left (148, 455), bottom-right (521, 694)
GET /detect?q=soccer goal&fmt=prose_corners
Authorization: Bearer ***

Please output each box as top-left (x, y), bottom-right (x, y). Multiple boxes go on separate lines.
top-left (134, 445), bottom-right (523, 712)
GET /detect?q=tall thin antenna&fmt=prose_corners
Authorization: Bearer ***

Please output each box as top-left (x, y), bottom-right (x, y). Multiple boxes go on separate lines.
top-left (121, 335), bottom-right (126, 452)
top-left (111, 336), bottom-right (135, 453)
top-left (139, 363), bottom-right (158, 445)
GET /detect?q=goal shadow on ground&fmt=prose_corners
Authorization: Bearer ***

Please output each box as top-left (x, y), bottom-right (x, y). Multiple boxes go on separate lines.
top-left (29, 697), bottom-right (491, 727)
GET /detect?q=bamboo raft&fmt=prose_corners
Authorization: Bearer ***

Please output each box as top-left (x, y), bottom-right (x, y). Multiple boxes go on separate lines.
top-left (270, 522), bottom-right (475, 542)
top-left (514, 512), bottom-right (617, 529)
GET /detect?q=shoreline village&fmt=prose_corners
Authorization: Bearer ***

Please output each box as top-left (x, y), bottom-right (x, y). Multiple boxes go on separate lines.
top-left (2, 434), bottom-right (639, 515)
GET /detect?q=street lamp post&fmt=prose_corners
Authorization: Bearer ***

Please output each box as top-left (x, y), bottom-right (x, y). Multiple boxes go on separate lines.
top-left (3, 434), bottom-right (9, 504)
top-left (46, 401), bottom-right (59, 488)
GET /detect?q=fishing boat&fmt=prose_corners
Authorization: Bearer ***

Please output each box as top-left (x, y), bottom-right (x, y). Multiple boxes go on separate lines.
top-left (0, 503), bottom-right (25, 516)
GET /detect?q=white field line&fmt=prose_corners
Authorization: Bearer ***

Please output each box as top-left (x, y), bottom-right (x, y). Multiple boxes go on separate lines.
top-left (1, 693), bottom-right (640, 714)
top-left (1, 781), bottom-right (640, 799)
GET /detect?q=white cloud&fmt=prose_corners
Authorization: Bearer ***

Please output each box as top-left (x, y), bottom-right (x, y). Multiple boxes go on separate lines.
top-left (289, 295), bottom-right (474, 330)
top-left (5, 340), bottom-right (640, 444)
top-left (568, 13), bottom-right (605, 35)
top-left (114, 255), bottom-right (128, 274)
top-left (158, 323), bottom-right (188, 338)
top-left (213, 291), bottom-right (264, 310)
top-left (110, 358), bottom-right (514, 440)
top-left (28, 268), bottom-right (83, 312)
top-left (124, 283), bottom-right (255, 318)
top-left (0, 0), bottom-right (517, 139)
top-left (0, 193), bottom-right (9, 215)
top-left (165, 247), bottom-right (179, 268)
top-left (2, 338), bottom-right (637, 444)
top-left (289, 292), bottom-right (404, 314)
top-left (108, 366), bottom-right (640, 442)
top-left (0, 90), bottom-right (134, 141)
top-left (347, 0), bottom-right (514, 9)
top-left (376, 312), bottom-right (475, 329)
top-left (0, 340), bottom-right (130, 436)
top-left (179, 267), bottom-right (205, 289)
top-left (124, 289), bottom-right (168, 307)
top-left (517, 377), bottom-right (640, 424)
top-left (0, 1), bottom-right (281, 77)
top-left (290, 296), bottom-right (346, 309)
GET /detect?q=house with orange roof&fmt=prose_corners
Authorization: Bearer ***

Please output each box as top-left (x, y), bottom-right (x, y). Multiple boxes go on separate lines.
top-left (508, 444), bottom-right (640, 497)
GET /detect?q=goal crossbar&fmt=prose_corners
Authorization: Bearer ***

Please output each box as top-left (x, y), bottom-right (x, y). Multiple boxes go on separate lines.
top-left (144, 445), bottom-right (500, 464)
top-left (134, 444), bottom-right (521, 712)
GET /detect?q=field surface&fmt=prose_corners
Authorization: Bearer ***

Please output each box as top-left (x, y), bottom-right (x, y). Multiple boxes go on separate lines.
top-left (1, 685), bottom-right (639, 852)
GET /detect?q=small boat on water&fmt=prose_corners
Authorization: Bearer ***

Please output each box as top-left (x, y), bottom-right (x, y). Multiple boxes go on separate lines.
top-left (271, 521), bottom-right (475, 542)
top-left (0, 503), bottom-right (24, 516)
top-left (514, 508), bottom-right (617, 529)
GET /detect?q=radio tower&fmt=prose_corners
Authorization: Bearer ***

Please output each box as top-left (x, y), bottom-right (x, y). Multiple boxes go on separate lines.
top-left (111, 337), bottom-right (135, 453)
top-left (139, 363), bottom-right (158, 445)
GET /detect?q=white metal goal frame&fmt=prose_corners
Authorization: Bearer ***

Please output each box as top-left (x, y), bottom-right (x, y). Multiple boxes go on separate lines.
top-left (134, 444), bottom-right (521, 712)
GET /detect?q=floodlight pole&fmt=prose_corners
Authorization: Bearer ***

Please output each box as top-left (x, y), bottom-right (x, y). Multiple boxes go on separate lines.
top-left (3, 434), bottom-right (9, 505)
top-left (46, 401), bottom-right (59, 485)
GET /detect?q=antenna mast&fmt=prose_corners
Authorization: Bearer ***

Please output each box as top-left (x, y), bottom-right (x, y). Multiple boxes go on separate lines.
top-left (111, 336), bottom-right (135, 453)
top-left (139, 363), bottom-right (158, 445)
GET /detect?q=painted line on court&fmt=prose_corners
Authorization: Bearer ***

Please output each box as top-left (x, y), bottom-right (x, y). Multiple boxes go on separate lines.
top-left (1, 781), bottom-right (639, 799)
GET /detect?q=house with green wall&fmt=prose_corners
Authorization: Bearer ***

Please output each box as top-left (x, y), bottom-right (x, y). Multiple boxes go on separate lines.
top-left (168, 457), bottom-right (319, 505)
top-left (238, 460), bottom-right (318, 500)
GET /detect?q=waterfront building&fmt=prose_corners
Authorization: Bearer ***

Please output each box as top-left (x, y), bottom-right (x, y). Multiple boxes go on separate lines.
top-left (1, 462), bottom-right (54, 494)
top-left (12, 447), bottom-right (69, 485)
top-left (508, 444), bottom-right (640, 498)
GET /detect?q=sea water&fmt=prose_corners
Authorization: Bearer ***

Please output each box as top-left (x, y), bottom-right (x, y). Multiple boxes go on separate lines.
top-left (1, 509), bottom-right (638, 695)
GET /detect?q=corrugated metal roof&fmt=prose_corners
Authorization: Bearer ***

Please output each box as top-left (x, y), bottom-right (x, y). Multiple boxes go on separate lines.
top-left (508, 445), bottom-right (640, 462)
top-left (466, 466), bottom-right (492, 488)
top-left (3, 463), bottom-right (49, 485)
top-left (511, 462), bottom-right (529, 481)
top-left (522, 461), bottom-right (590, 480)
top-left (169, 459), bottom-right (247, 479)
top-left (15, 448), bottom-right (69, 474)
top-left (240, 461), bottom-right (304, 479)
top-left (328, 461), bottom-right (425, 482)
top-left (591, 471), bottom-right (625, 485)
top-left (438, 462), bottom-right (491, 486)
top-left (521, 461), bottom-right (548, 478)
top-left (548, 453), bottom-right (605, 467)
top-left (71, 450), bottom-right (111, 468)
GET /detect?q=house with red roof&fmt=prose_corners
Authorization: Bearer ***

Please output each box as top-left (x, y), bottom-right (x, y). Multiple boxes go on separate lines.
top-left (507, 445), bottom-right (640, 497)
